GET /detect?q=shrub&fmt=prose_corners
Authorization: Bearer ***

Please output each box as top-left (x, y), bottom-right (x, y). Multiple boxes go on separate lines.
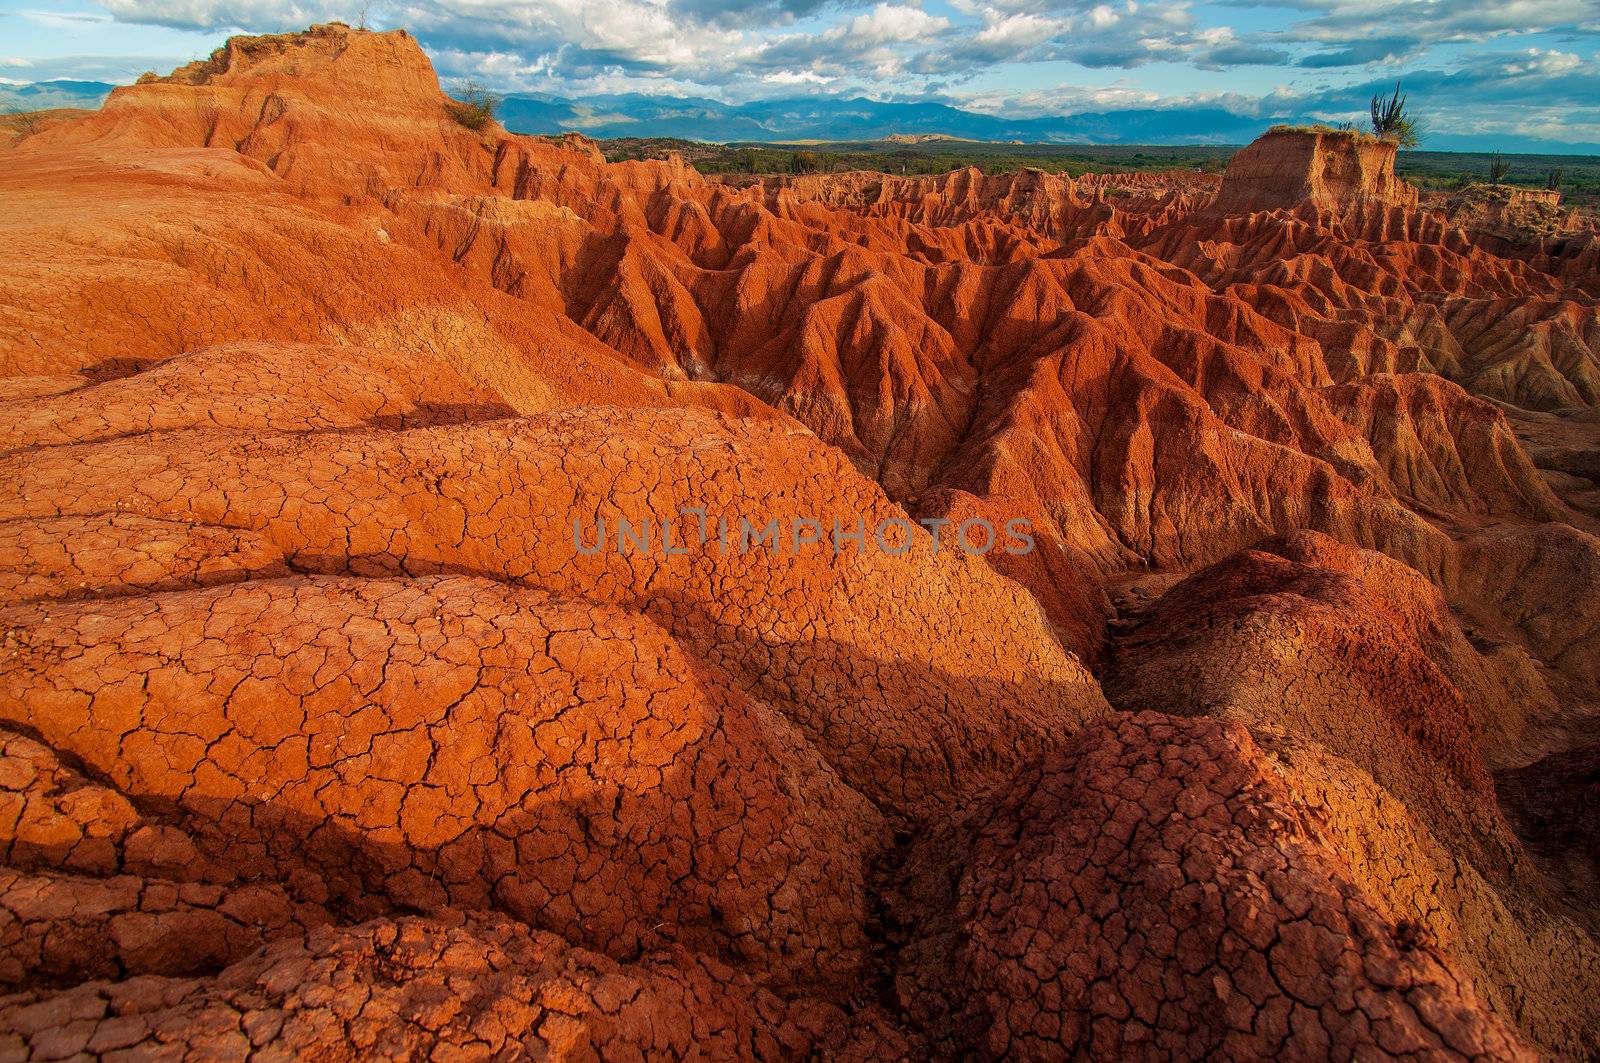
top-left (446, 81), bottom-right (499, 131)
top-left (1488, 153), bottom-right (1509, 186)
top-left (1547, 167), bottom-right (1564, 191)
top-left (790, 150), bottom-right (820, 174)
top-left (1266, 122), bottom-right (1377, 142)
top-left (3, 111), bottom-right (43, 140)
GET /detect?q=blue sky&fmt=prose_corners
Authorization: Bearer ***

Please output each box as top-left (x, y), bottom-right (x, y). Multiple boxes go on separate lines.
top-left (3, 0), bottom-right (1598, 143)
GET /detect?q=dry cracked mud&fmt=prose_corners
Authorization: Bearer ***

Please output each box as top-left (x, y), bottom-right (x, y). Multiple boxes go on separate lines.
top-left (2, 21), bottom-right (1599, 1062)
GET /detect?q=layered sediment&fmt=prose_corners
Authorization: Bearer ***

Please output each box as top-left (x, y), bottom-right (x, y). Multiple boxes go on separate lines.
top-left (1210, 127), bottom-right (1420, 213)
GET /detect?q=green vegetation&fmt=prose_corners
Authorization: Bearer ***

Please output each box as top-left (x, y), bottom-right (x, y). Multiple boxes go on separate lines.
top-left (1370, 83), bottom-right (1420, 149)
top-left (1398, 150), bottom-right (1599, 205)
top-left (593, 136), bottom-right (1600, 209)
top-left (1488, 152), bottom-right (1509, 186)
top-left (446, 81), bottom-right (499, 131)
top-left (1266, 122), bottom-right (1378, 142)
top-left (598, 137), bottom-right (1236, 178)
top-left (1254, 85), bottom-right (1421, 149)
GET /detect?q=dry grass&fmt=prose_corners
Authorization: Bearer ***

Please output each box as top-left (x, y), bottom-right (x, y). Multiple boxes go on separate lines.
top-left (1266, 123), bottom-right (1384, 145)
top-left (1, 111), bottom-right (44, 138)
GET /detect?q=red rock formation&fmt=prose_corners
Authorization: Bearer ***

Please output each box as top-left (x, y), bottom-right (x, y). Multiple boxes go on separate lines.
top-left (1107, 533), bottom-right (1600, 1055)
top-left (1, 21), bottom-right (1598, 1060)
top-left (1321, 373), bottom-right (1564, 520)
top-left (891, 713), bottom-right (1535, 1061)
top-left (1211, 128), bottom-right (1419, 214)
top-left (0, 914), bottom-right (842, 1060)
top-left (1445, 184), bottom-right (1576, 240)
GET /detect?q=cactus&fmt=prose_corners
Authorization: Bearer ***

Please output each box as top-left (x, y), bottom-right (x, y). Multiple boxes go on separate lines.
top-left (1370, 83), bottom-right (1419, 148)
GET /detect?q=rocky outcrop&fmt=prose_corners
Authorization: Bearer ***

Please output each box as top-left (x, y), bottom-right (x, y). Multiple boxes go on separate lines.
top-left (1445, 184), bottom-right (1574, 239)
top-left (1, 22), bottom-right (1598, 1061)
top-left (1105, 534), bottom-right (1600, 1057)
top-left (1321, 373), bottom-right (1566, 520)
top-left (1212, 128), bottom-right (1419, 214)
top-left (892, 713), bottom-right (1537, 1061)
top-left (0, 913), bottom-right (841, 1060)
top-left (1458, 522), bottom-right (1600, 700)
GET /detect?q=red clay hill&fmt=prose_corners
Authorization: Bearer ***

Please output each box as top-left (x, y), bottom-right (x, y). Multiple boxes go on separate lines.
top-left (1210, 126), bottom-right (1420, 213)
top-left (2, 23), bottom-right (1600, 1061)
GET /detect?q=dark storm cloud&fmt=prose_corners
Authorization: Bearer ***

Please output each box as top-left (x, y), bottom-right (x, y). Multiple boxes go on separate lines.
top-left (663, 0), bottom-right (834, 28)
top-left (1297, 48), bottom-right (1600, 111)
top-left (1193, 42), bottom-right (1292, 68)
top-left (1295, 37), bottom-right (1421, 68)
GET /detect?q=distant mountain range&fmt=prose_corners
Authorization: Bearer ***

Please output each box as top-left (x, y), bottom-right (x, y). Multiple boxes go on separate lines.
top-left (6, 80), bottom-right (1597, 155)
top-left (494, 94), bottom-right (1278, 147)
top-left (0, 80), bottom-right (121, 113)
top-left (493, 94), bottom-right (1600, 154)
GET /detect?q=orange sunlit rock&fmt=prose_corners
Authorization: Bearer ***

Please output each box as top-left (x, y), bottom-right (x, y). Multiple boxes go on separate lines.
top-left (2, 21), bottom-right (1598, 1061)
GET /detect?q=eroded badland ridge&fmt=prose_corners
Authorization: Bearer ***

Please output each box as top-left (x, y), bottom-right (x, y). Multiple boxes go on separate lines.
top-left (2, 22), bottom-right (1599, 1061)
